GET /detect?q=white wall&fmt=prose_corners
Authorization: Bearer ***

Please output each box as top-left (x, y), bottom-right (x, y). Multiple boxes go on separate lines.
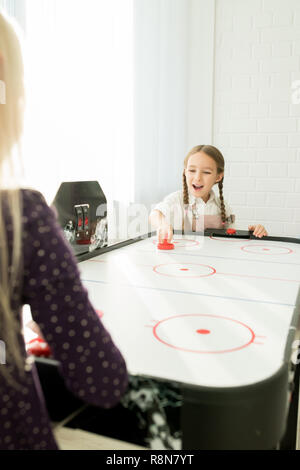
top-left (213, 0), bottom-right (300, 236)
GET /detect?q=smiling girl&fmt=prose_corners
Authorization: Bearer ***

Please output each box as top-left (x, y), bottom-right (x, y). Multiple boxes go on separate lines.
top-left (150, 145), bottom-right (268, 242)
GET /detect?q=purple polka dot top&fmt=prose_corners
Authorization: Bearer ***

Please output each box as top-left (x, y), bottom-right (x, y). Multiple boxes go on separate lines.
top-left (0, 189), bottom-right (128, 450)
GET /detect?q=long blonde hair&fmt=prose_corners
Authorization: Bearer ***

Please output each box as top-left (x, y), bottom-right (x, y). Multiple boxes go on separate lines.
top-left (0, 10), bottom-right (25, 386)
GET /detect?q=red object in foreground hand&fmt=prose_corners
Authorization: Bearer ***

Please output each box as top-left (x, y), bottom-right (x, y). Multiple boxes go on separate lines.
top-left (226, 228), bottom-right (236, 235)
top-left (157, 238), bottom-right (175, 250)
top-left (26, 337), bottom-right (52, 358)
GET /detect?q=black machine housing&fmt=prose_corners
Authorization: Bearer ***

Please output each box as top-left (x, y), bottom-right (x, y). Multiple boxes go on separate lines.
top-left (52, 181), bottom-right (108, 256)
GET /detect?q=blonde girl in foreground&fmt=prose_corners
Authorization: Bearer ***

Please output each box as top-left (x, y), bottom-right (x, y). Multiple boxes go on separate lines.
top-left (0, 11), bottom-right (127, 450)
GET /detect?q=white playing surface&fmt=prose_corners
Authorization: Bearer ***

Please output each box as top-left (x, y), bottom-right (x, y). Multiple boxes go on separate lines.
top-left (80, 235), bottom-right (300, 387)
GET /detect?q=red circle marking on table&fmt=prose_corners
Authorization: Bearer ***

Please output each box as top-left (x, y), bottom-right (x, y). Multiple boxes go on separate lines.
top-left (153, 263), bottom-right (216, 278)
top-left (241, 245), bottom-right (293, 255)
top-left (196, 329), bottom-right (210, 335)
top-left (153, 314), bottom-right (256, 354)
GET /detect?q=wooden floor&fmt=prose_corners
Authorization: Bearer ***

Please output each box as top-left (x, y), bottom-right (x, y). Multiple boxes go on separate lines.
top-left (54, 427), bottom-right (147, 450)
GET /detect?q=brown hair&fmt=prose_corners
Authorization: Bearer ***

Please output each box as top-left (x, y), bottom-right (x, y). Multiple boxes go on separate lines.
top-left (182, 144), bottom-right (226, 223)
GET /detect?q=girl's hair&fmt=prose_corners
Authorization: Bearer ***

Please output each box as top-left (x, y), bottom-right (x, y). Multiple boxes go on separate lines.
top-left (0, 11), bottom-right (25, 387)
top-left (182, 144), bottom-right (226, 223)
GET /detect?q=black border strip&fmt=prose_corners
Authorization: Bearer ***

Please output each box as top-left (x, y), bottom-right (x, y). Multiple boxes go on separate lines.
top-left (204, 228), bottom-right (300, 244)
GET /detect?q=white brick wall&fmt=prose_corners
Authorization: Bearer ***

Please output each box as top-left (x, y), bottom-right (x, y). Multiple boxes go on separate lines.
top-left (214, 0), bottom-right (300, 236)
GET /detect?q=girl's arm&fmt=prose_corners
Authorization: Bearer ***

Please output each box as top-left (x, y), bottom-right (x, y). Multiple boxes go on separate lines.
top-left (149, 210), bottom-right (173, 243)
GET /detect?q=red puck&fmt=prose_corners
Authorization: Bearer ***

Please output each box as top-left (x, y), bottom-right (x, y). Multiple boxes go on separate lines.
top-left (157, 239), bottom-right (175, 250)
top-left (226, 228), bottom-right (236, 235)
top-left (27, 337), bottom-right (52, 358)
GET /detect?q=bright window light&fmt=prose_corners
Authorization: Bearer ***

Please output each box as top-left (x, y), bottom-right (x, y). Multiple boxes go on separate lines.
top-left (22, 0), bottom-right (134, 205)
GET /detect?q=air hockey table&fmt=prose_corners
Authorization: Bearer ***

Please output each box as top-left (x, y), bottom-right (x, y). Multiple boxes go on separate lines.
top-left (33, 229), bottom-right (300, 450)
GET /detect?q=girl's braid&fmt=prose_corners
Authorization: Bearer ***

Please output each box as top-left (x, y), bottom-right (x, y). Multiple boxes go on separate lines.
top-left (218, 178), bottom-right (226, 224)
top-left (182, 171), bottom-right (189, 205)
top-left (182, 171), bottom-right (189, 232)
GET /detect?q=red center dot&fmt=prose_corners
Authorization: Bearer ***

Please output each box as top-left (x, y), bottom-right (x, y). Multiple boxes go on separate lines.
top-left (196, 329), bottom-right (210, 335)
top-left (180, 268), bottom-right (189, 271)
